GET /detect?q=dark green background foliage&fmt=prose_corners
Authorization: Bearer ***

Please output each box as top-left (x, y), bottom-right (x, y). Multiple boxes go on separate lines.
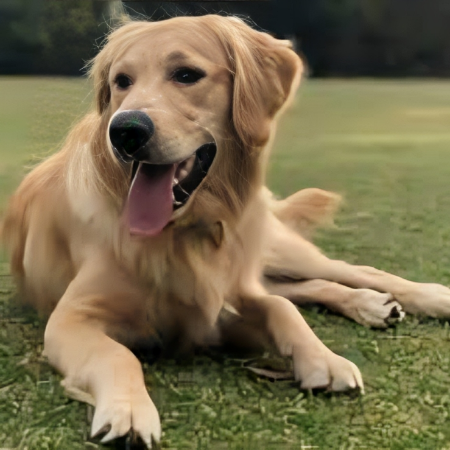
top-left (0, 0), bottom-right (109, 75)
top-left (2, 77), bottom-right (450, 448)
top-left (2, 0), bottom-right (450, 76)
top-left (33, 0), bottom-right (107, 75)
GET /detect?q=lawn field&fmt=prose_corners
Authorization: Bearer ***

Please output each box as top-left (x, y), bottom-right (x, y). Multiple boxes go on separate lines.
top-left (2, 77), bottom-right (450, 449)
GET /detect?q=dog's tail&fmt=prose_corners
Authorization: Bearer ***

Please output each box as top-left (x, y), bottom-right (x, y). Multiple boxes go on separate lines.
top-left (267, 187), bottom-right (342, 240)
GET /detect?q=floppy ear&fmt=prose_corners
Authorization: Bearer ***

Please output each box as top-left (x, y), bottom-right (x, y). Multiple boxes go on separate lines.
top-left (91, 60), bottom-right (111, 115)
top-left (213, 17), bottom-right (303, 148)
top-left (88, 19), bottom-right (138, 115)
top-left (87, 37), bottom-right (114, 115)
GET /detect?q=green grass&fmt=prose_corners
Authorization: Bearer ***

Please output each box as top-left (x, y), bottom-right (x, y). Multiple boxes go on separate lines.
top-left (2, 77), bottom-right (450, 449)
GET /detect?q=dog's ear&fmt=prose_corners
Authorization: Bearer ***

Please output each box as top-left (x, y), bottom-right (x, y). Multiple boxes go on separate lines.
top-left (88, 19), bottom-right (136, 115)
top-left (91, 61), bottom-right (111, 115)
top-left (88, 42), bottom-right (113, 115)
top-left (213, 17), bottom-right (303, 148)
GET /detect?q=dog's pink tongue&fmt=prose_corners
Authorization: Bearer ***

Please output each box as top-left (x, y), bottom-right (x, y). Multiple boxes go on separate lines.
top-left (125, 163), bottom-right (175, 236)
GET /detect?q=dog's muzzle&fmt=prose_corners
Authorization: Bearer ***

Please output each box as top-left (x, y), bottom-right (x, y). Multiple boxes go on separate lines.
top-left (110, 110), bottom-right (217, 237)
top-left (109, 110), bottom-right (155, 163)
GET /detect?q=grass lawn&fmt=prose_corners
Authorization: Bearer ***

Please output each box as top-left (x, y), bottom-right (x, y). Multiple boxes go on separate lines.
top-left (2, 77), bottom-right (450, 449)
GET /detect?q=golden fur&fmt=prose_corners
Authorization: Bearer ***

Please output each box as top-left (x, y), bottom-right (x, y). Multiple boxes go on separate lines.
top-left (4, 15), bottom-right (450, 446)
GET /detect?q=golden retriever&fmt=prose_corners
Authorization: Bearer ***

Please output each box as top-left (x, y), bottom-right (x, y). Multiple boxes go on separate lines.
top-left (3, 14), bottom-right (450, 447)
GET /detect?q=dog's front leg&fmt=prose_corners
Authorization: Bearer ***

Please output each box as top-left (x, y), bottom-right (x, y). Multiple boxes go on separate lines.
top-left (43, 260), bottom-right (160, 447)
top-left (237, 293), bottom-right (364, 392)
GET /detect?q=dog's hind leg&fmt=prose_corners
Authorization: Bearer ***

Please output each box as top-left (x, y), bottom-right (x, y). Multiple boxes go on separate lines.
top-left (263, 211), bottom-right (450, 319)
top-left (264, 278), bottom-right (404, 328)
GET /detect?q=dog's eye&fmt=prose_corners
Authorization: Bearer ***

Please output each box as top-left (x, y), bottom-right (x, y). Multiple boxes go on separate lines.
top-left (114, 74), bottom-right (133, 90)
top-left (172, 68), bottom-right (205, 85)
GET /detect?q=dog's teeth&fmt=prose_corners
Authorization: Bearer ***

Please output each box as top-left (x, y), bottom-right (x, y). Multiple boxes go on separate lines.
top-left (173, 178), bottom-right (179, 186)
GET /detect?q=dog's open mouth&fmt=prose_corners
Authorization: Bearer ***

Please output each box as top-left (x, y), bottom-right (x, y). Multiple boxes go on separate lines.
top-left (124, 143), bottom-right (216, 236)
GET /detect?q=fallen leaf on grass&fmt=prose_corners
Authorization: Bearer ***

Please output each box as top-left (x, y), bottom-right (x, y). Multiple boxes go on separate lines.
top-left (245, 366), bottom-right (294, 380)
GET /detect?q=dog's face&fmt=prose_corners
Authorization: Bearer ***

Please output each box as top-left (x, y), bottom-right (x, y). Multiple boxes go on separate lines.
top-left (108, 20), bottom-right (232, 165)
top-left (89, 16), bottom-right (302, 237)
top-left (106, 19), bottom-right (232, 236)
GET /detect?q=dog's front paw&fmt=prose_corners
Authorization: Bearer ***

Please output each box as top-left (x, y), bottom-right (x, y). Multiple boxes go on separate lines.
top-left (293, 346), bottom-right (364, 393)
top-left (91, 389), bottom-right (161, 448)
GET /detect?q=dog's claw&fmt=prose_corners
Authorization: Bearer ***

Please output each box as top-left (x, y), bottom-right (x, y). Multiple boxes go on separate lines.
top-left (90, 390), bottom-right (160, 448)
top-left (91, 423), bottom-right (111, 440)
top-left (385, 304), bottom-right (405, 325)
top-left (100, 428), bottom-right (123, 444)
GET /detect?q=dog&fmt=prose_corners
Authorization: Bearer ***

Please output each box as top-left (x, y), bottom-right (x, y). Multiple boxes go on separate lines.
top-left (3, 14), bottom-right (450, 447)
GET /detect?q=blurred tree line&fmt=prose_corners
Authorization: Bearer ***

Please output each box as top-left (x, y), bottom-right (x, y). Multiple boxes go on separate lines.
top-left (0, 0), bottom-right (109, 74)
top-left (1, 0), bottom-right (450, 77)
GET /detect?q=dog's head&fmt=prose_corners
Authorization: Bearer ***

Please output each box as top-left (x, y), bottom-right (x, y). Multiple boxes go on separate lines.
top-left (88, 15), bottom-right (302, 237)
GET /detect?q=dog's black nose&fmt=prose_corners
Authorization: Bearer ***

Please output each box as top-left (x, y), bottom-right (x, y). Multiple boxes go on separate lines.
top-left (109, 110), bottom-right (155, 162)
